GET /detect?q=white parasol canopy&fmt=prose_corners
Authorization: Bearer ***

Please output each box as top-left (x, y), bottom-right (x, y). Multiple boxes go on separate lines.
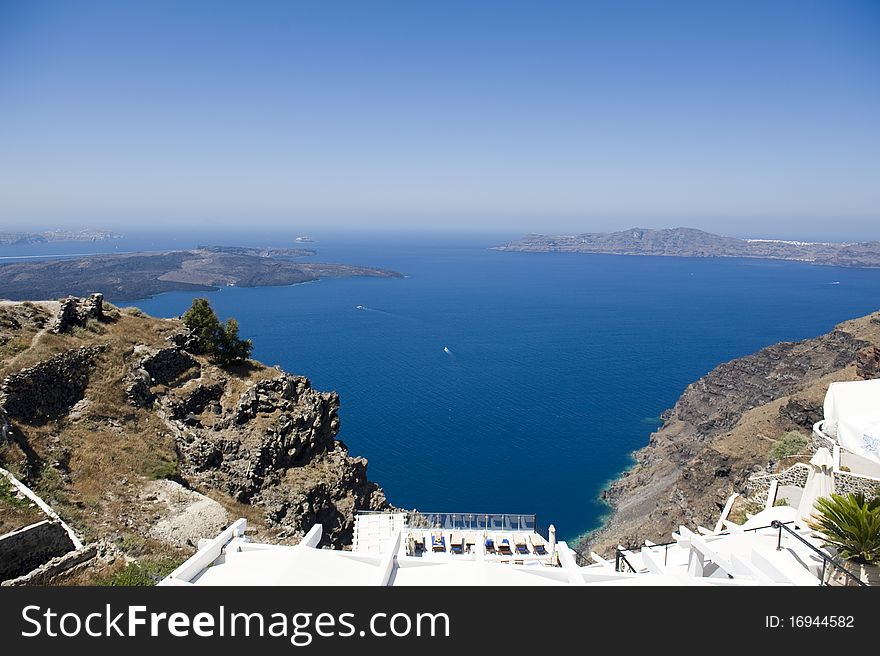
top-left (821, 380), bottom-right (880, 465)
top-left (797, 447), bottom-right (834, 527)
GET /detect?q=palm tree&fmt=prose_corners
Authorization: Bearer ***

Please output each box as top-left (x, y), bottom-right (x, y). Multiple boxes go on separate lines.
top-left (807, 492), bottom-right (880, 585)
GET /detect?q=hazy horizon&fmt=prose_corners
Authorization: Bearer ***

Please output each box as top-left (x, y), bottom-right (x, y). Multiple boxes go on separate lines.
top-left (1, 1), bottom-right (878, 240)
top-left (4, 221), bottom-right (880, 245)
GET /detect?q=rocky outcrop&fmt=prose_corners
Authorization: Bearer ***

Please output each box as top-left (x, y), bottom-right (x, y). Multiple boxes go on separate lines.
top-left (138, 347), bottom-right (199, 386)
top-left (168, 382), bottom-right (224, 420)
top-left (0, 295), bottom-right (391, 570)
top-left (124, 369), bottom-right (155, 408)
top-left (778, 398), bottom-right (824, 430)
top-left (856, 346), bottom-right (880, 380)
top-left (262, 445), bottom-right (387, 544)
top-left (170, 373), bottom-right (388, 546)
top-left (51, 293), bottom-right (104, 333)
top-left (124, 346), bottom-right (199, 408)
top-left (584, 313), bottom-right (880, 556)
top-left (0, 346), bottom-right (105, 424)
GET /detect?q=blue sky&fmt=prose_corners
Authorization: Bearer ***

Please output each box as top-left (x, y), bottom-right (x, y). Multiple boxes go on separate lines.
top-left (0, 0), bottom-right (878, 239)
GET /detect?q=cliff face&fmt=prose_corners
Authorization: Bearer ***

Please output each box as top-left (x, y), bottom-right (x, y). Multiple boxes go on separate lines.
top-left (0, 297), bottom-right (389, 577)
top-left (584, 311), bottom-right (880, 556)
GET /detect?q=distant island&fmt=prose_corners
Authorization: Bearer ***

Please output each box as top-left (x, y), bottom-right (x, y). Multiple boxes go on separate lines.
top-left (0, 247), bottom-right (402, 301)
top-left (0, 229), bottom-right (122, 245)
top-left (493, 227), bottom-right (880, 268)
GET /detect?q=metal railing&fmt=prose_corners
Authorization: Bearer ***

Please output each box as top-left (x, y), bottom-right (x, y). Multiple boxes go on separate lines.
top-left (610, 523), bottom-right (798, 574)
top-left (770, 520), bottom-right (866, 587)
top-left (407, 512), bottom-right (538, 533)
top-left (614, 549), bottom-right (640, 573)
top-left (356, 510), bottom-right (540, 534)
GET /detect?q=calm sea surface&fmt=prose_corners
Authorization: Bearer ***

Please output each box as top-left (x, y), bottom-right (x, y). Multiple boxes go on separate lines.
top-left (5, 231), bottom-right (880, 540)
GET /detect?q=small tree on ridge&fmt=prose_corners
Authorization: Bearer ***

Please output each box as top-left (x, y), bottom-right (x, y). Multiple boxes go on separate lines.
top-left (182, 298), bottom-right (252, 367)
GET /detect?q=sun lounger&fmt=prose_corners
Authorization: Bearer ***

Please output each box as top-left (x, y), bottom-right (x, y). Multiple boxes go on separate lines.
top-left (514, 534), bottom-right (529, 555)
top-left (464, 533), bottom-right (477, 552)
top-left (450, 532), bottom-right (464, 554)
top-left (484, 537), bottom-right (496, 554)
top-left (410, 532), bottom-right (425, 554)
top-left (496, 536), bottom-right (513, 555)
top-left (431, 531), bottom-right (446, 552)
top-left (528, 534), bottom-right (547, 555)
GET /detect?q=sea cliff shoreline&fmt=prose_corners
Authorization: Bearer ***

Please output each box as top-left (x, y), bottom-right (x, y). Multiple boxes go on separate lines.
top-left (578, 308), bottom-right (880, 557)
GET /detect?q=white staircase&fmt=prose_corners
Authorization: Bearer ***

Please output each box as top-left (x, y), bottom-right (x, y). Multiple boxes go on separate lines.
top-left (352, 512), bottom-right (408, 554)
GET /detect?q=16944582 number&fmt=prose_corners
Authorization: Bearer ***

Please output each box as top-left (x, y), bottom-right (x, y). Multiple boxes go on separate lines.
top-left (789, 616), bottom-right (854, 628)
top-left (765, 616), bottom-right (855, 628)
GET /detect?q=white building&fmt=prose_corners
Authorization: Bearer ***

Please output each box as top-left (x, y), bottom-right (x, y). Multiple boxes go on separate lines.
top-left (159, 379), bottom-right (879, 588)
top-left (813, 378), bottom-right (880, 480)
top-left (158, 507), bottom-right (861, 587)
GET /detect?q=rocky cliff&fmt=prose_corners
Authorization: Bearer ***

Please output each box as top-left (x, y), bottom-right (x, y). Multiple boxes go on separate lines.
top-left (583, 310), bottom-right (880, 556)
top-left (0, 297), bottom-right (389, 582)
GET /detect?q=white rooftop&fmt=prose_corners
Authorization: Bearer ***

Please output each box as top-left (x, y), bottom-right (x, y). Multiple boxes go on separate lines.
top-left (159, 506), bottom-right (857, 587)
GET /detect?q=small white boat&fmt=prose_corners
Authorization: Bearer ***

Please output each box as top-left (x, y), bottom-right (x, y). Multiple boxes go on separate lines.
top-left (443, 346), bottom-right (451, 354)
top-left (356, 305), bottom-right (366, 310)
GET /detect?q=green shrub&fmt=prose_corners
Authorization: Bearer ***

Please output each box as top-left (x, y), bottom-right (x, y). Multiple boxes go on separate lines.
top-left (147, 455), bottom-right (179, 481)
top-left (0, 477), bottom-right (30, 509)
top-left (182, 298), bottom-right (252, 367)
top-left (101, 558), bottom-right (182, 586)
top-left (84, 318), bottom-right (105, 334)
top-left (807, 493), bottom-right (880, 565)
top-left (770, 431), bottom-right (809, 460)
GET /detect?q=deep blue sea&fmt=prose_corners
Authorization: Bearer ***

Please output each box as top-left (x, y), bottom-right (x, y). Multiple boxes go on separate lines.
top-left (4, 231), bottom-right (880, 540)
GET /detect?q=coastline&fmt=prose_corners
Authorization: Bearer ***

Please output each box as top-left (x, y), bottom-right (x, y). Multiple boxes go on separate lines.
top-left (578, 308), bottom-right (880, 557)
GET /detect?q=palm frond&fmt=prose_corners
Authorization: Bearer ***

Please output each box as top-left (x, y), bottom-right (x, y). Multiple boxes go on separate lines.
top-left (807, 493), bottom-right (880, 565)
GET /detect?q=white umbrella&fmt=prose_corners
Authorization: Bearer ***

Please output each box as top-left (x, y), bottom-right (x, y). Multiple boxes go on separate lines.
top-left (548, 524), bottom-right (557, 563)
top-left (797, 447), bottom-right (834, 527)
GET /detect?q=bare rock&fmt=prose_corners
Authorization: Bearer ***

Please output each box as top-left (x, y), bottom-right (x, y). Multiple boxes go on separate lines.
top-left (779, 398), bottom-right (824, 429)
top-left (144, 480), bottom-right (231, 549)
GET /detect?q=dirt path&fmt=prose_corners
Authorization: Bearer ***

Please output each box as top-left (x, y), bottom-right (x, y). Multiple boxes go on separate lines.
top-left (1, 300), bottom-right (61, 372)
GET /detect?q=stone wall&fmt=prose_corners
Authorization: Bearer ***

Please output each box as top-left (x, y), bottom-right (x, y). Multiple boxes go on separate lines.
top-left (0, 520), bottom-right (76, 581)
top-left (834, 471), bottom-right (880, 499)
top-left (747, 462), bottom-right (880, 500)
top-left (51, 293), bottom-right (104, 334)
top-left (0, 346), bottom-right (105, 424)
top-left (1, 544), bottom-right (96, 586)
top-left (746, 462), bottom-right (810, 493)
